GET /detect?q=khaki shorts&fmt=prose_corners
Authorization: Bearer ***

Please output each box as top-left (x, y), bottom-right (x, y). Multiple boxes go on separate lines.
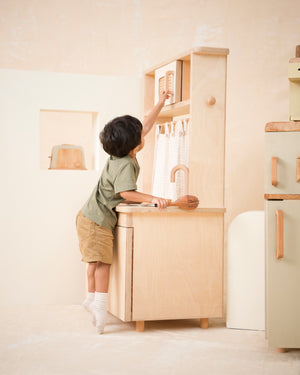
top-left (76, 211), bottom-right (114, 264)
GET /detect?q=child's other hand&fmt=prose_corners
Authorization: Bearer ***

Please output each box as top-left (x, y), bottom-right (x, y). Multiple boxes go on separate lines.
top-left (159, 90), bottom-right (172, 104)
top-left (152, 197), bottom-right (169, 209)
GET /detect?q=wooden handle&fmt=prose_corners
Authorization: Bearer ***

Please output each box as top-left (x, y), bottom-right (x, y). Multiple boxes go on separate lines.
top-left (297, 157), bottom-right (300, 182)
top-left (276, 210), bottom-right (284, 259)
top-left (165, 71), bottom-right (174, 94)
top-left (271, 157), bottom-right (278, 186)
top-left (207, 96), bottom-right (216, 105)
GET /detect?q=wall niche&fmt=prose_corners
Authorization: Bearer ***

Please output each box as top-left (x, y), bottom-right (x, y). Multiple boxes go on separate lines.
top-left (39, 109), bottom-right (100, 170)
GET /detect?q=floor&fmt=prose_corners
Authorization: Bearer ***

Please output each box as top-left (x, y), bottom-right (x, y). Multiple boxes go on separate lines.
top-left (0, 305), bottom-right (299, 375)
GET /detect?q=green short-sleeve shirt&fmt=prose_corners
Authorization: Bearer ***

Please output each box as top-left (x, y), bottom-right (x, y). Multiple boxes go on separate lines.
top-left (81, 155), bottom-right (140, 231)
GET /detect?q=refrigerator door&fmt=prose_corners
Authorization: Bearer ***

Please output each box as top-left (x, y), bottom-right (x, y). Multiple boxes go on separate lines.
top-left (265, 200), bottom-right (300, 348)
top-left (265, 132), bottom-right (300, 194)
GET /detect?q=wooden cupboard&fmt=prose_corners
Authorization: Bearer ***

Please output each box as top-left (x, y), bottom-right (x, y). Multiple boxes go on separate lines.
top-left (108, 206), bottom-right (225, 331)
top-left (108, 47), bottom-right (229, 331)
top-left (141, 47), bottom-right (229, 206)
top-left (265, 200), bottom-right (300, 349)
top-left (265, 121), bottom-right (300, 350)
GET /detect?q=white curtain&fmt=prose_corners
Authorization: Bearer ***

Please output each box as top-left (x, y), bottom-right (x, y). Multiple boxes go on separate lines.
top-left (152, 119), bottom-right (189, 200)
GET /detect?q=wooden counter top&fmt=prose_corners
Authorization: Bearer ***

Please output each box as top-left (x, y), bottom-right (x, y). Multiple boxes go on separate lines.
top-left (116, 204), bottom-right (226, 214)
top-left (265, 121), bottom-right (300, 132)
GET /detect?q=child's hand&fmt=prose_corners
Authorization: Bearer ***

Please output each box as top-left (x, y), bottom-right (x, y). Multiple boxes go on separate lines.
top-left (158, 90), bottom-right (172, 104)
top-left (151, 196), bottom-right (169, 209)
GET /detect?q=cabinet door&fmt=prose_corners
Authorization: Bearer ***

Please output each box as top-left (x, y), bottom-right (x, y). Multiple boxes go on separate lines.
top-left (266, 200), bottom-right (300, 348)
top-left (107, 225), bottom-right (133, 322)
top-left (131, 212), bottom-right (224, 321)
top-left (190, 53), bottom-right (227, 207)
top-left (265, 132), bottom-right (300, 194)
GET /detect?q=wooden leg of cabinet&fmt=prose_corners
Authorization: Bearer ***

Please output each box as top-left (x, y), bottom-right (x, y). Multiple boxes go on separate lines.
top-left (200, 318), bottom-right (209, 329)
top-left (136, 321), bottom-right (145, 332)
top-left (276, 348), bottom-right (287, 353)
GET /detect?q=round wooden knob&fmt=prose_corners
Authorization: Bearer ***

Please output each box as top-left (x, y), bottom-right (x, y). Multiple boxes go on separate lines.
top-left (207, 96), bottom-right (216, 105)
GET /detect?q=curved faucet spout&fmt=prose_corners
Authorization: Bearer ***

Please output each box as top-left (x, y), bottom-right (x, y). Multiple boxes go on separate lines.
top-left (170, 164), bottom-right (189, 195)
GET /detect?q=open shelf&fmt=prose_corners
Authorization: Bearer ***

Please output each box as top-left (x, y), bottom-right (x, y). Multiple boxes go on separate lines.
top-left (158, 99), bottom-right (190, 119)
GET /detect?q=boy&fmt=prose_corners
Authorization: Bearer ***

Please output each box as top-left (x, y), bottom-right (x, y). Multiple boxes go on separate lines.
top-left (76, 91), bottom-right (170, 334)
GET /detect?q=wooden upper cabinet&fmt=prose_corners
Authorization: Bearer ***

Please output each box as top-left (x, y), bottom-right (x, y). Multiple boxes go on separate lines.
top-left (140, 47), bottom-right (229, 208)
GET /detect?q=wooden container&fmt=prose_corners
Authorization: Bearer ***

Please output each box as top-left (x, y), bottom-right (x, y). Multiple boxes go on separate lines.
top-left (49, 144), bottom-right (87, 170)
top-left (154, 60), bottom-right (182, 106)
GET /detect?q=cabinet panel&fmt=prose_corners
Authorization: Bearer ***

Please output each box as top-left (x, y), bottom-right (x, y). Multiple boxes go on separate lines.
top-left (108, 226), bottom-right (133, 322)
top-left (265, 132), bottom-right (300, 194)
top-left (190, 54), bottom-right (226, 207)
top-left (131, 212), bottom-right (224, 321)
top-left (266, 200), bottom-right (300, 348)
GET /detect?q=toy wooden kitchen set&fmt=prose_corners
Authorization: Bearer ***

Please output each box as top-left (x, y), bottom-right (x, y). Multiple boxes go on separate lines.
top-left (264, 45), bottom-right (300, 351)
top-left (107, 46), bottom-right (229, 332)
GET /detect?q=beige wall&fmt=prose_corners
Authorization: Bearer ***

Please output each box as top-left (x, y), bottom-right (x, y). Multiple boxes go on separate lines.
top-left (1, 0), bottom-right (299, 226)
top-left (0, 70), bottom-right (141, 305)
top-left (0, 0), bottom-right (299, 305)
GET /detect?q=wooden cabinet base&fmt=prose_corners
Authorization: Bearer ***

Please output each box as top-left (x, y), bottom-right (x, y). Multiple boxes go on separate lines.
top-left (135, 319), bottom-right (211, 332)
top-left (200, 318), bottom-right (209, 329)
top-left (108, 209), bottom-right (225, 332)
top-left (136, 321), bottom-right (145, 332)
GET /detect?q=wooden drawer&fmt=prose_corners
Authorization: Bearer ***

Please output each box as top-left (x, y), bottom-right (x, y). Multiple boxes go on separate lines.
top-left (265, 132), bottom-right (300, 194)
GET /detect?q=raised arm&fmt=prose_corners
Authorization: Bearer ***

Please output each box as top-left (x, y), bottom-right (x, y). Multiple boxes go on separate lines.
top-left (142, 90), bottom-right (171, 136)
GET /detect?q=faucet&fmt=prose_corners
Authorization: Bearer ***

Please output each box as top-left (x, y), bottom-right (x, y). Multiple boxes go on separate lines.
top-left (170, 164), bottom-right (189, 195)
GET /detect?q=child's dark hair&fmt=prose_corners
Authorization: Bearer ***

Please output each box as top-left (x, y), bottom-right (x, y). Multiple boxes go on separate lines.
top-left (100, 115), bottom-right (143, 158)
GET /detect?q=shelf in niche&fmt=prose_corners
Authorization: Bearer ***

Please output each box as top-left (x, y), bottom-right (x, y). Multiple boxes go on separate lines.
top-left (158, 99), bottom-right (190, 118)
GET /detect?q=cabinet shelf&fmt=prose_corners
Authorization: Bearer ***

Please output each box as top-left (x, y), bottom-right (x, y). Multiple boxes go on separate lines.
top-left (158, 99), bottom-right (190, 119)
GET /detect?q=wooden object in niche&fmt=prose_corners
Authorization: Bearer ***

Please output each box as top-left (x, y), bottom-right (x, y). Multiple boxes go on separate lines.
top-left (56, 149), bottom-right (82, 169)
top-left (49, 144), bottom-right (87, 170)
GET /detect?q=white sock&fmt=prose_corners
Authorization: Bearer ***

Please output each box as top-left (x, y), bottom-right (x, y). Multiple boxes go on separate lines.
top-left (92, 292), bottom-right (108, 334)
top-left (82, 292), bottom-right (95, 312)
